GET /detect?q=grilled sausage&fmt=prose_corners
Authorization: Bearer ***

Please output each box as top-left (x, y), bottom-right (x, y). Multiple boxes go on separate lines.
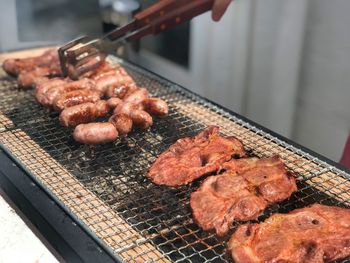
top-left (142, 98), bottom-right (168, 117)
top-left (130, 110), bottom-right (153, 129)
top-left (3, 49), bottom-right (59, 76)
top-left (35, 78), bottom-right (68, 106)
top-left (113, 102), bottom-right (140, 116)
top-left (73, 123), bottom-right (118, 144)
top-left (42, 78), bottom-right (97, 107)
top-left (106, 97), bottom-right (123, 109)
top-left (94, 75), bottom-right (129, 96)
top-left (2, 59), bottom-right (20, 76)
top-left (105, 84), bottom-right (137, 99)
top-left (45, 79), bottom-right (95, 106)
top-left (124, 88), bottom-right (149, 104)
top-left (109, 114), bottom-right (133, 135)
top-left (65, 78), bottom-right (96, 90)
top-left (17, 67), bottom-right (52, 88)
top-left (59, 100), bottom-right (109, 127)
top-left (33, 76), bottom-right (50, 87)
top-left (81, 61), bottom-right (116, 80)
top-left (43, 85), bottom-right (82, 107)
top-left (94, 100), bottom-right (109, 116)
top-left (53, 89), bottom-right (101, 111)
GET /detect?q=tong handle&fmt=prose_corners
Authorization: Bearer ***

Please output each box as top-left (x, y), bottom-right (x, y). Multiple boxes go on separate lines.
top-left (126, 0), bottom-right (215, 41)
top-left (150, 0), bottom-right (215, 35)
top-left (134, 0), bottom-right (189, 27)
top-left (105, 0), bottom-right (215, 43)
top-left (105, 0), bottom-right (187, 41)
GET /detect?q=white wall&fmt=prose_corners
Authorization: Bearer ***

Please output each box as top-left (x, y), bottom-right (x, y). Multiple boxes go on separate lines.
top-left (293, 0), bottom-right (350, 161)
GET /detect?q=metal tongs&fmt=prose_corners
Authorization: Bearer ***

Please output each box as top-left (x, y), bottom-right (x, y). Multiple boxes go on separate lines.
top-left (58, 0), bottom-right (214, 79)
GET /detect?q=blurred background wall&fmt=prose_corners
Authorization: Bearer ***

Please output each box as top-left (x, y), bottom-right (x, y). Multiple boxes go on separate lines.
top-left (0, 0), bottom-right (349, 162)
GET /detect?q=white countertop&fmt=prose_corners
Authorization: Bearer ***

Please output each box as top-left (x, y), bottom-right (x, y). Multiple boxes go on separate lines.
top-left (0, 193), bottom-right (58, 263)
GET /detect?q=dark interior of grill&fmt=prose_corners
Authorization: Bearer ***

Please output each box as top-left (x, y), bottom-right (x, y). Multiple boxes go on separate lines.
top-left (0, 58), bottom-right (349, 262)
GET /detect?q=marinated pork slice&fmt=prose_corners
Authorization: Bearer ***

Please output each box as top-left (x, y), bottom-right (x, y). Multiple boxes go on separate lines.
top-left (147, 126), bottom-right (246, 187)
top-left (228, 204), bottom-right (350, 263)
top-left (190, 156), bottom-right (297, 236)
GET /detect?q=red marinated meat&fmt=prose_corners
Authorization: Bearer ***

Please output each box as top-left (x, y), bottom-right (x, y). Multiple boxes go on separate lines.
top-left (190, 156), bottom-right (297, 236)
top-left (228, 204), bottom-right (350, 263)
top-left (147, 126), bottom-right (246, 187)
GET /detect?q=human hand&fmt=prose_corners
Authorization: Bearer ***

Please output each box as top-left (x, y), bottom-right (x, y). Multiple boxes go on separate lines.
top-left (212, 0), bottom-right (233, 21)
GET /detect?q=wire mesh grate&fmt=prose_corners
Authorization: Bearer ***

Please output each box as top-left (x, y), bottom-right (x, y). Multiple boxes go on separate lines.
top-left (0, 56), bottom-right (349, 262)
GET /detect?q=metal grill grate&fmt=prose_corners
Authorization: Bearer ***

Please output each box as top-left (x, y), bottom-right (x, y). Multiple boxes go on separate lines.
top-left (0, 56), bottom-right (350, 262)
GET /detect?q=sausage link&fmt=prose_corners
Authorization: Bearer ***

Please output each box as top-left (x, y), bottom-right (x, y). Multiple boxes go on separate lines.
top-left (109, 114), bottom-right (133, 135)
top-left (60, 100), bottom-right (109, 127)
top-left (104, 80), bottom-right (136, 98)
top-left (130, 110), bottom-right (153, 129)
top-left (35, 78), bottom-right (68, 106)
top-left (124, 88), bottom-right (149, 104)
top-left (3, 48), bottom-right (59, 76)
top-left (3, 59), bottom-right (19, 76)
top-left (113, 102), bottom-right (140, 116)
top-left (142, 98), bottom-right (168, 117)
top-left (73, 123), bottom-right (118, 144)
top-left (43, 78), bottom-right (96, 107)
top-left (95, 75), bottom-right (134, 96)
top-left (106, 97), bottom-right (123, 110)
top-left (94, 100), bottom-right (109, 116)
top-left (53, 89), bottom-right (101, 111)
top-left (65, 78), bottom-right (96, 91)
top-left (60, 103), bottom-right (96, 127)
top-left (17, 67), bottom-right (51, 88)
top-left (81, 61), bottom-right (116, 80)
top-left (33, 77), bottom-right (50, 88)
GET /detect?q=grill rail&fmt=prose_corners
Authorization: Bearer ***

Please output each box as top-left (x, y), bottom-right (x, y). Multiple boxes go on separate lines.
top-left (0, 55), bottom-right (349, 262)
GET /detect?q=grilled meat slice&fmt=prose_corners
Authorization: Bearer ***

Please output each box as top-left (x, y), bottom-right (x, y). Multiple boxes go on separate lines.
top-left (228, 204), bottom-right (350, 263)
top-left (59, 100), bottom-right (109, 127)
top-left (190, 156), bottom-right (297, 236)
top-left (147, 126), bottom-right (246, 187)
top-left (73, 122), bottom-right (118, 145)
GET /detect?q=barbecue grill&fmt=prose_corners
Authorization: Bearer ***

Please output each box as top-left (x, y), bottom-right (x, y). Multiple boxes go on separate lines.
top-left (0, 53), bottom-right (350, 263)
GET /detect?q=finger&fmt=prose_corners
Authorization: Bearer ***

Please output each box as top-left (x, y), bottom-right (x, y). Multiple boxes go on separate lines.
top-left (212, 0), bottom-right (233, 21)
